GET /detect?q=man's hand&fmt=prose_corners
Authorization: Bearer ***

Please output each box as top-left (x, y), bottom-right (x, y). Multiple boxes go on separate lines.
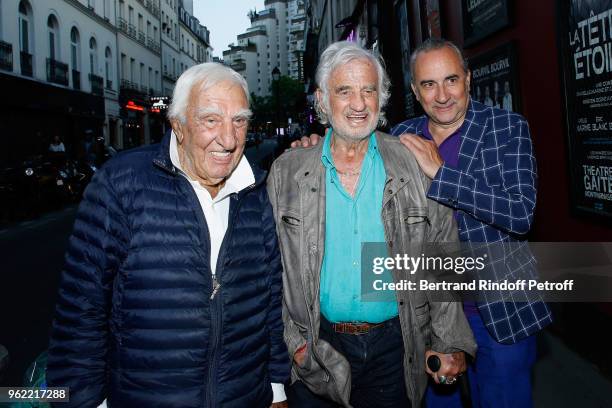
top-left (294, 343), bottom-right (307, 366)
top-left (425, 350), bottom-right (466, 385)
top-left (270, 401), bottom-right (288, 408)
top-left (290, 133), bottom-right (323, 148)
top-left (399, 134), bottom-right (444, 179)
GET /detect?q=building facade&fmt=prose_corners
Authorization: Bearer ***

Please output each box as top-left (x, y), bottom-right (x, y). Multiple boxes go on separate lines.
top-left (0, 0), bottom-right (212, 158)
top-left (0, 0), bottom-right (120, 161)
top-left (224, 0), bottom-right (306, 97)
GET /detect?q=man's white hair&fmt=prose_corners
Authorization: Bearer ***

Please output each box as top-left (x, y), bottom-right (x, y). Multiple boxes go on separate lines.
top-left (167, 62), bottom-right (250, 124)
top-left (314, 41), bottom-right (390, 126)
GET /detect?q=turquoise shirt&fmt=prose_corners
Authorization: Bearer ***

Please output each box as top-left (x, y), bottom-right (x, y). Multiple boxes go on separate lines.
top-left (320, 131), bottom-right (398, 323)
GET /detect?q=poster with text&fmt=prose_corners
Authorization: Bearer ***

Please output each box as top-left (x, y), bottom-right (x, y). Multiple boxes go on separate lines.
top-left (469, 43), bottom-right (520, 113)
top-left (462, 0), bottom-right (511, 46)
top-left (559, 0), bottom-right (612, 219)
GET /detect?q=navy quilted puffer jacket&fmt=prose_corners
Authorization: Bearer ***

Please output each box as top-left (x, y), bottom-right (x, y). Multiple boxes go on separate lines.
top-left (47, 134), bottom-right (289, 407)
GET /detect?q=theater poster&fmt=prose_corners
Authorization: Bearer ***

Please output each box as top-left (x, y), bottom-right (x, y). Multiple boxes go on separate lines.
top-left (469, 43), bottom-right (520, 113)
top-left (559, 0), bottom-right (612, 219)
top-left (462, 0), bottom-right (511, 47)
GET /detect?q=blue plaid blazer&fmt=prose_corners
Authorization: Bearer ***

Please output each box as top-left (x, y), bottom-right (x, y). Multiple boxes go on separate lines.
top-left (391, 99), bottom-right (552, 344)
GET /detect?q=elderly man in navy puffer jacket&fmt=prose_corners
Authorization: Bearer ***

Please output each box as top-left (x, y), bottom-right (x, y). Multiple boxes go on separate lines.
top-left (47, 63), bottom-right (290, 408)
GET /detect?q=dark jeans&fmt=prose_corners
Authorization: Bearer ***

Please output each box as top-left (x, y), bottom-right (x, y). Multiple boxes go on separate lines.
top-left (287, 316), bottom-right (410, 408)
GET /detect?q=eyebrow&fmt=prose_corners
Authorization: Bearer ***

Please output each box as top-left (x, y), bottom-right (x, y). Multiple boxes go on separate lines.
top-left (193, 107), bottom-right (253, 119)
top-left (334, 85), bottom-right (352, 93)
top-left (233, 108), bottom-right (253, 119)
top-left (194, 107), bottom-right (223, 117)
top-left (419, 74), bottom-right (460, 86)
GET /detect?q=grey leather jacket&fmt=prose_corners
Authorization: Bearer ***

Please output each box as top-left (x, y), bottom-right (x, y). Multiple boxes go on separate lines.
top-left (267, 132), bottom-right (477, 407)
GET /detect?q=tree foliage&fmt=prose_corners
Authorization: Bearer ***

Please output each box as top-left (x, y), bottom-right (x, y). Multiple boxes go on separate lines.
top-left (250, 75), bottom-right (305, 129)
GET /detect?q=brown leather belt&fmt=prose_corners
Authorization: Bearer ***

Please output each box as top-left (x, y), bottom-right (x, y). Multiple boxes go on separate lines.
top-left (332, 322), bottom-right (385, 335)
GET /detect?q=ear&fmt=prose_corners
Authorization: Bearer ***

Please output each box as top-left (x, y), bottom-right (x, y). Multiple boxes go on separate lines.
top-left (466, 70), bottom-right (471, 90)
top-left (410, 83), bottom-right (419, 101)
top-left (315, 88), bottom-right (326, 113)
top-left (171, 120), bottom-right (184, 144)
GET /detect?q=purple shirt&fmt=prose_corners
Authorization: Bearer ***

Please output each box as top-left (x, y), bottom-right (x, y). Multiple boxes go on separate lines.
top-left (421, 120), bottom-right (461, 168)
top-left (422, 121), bottom-right (478, 317)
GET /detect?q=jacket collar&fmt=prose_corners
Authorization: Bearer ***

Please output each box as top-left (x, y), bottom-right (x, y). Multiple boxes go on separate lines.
top-left (291, 130), bottom-right (411, 190)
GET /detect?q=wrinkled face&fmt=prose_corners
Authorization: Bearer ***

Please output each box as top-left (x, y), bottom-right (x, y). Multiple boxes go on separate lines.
top-left (172, 81), bottom-right (250, 194)
top-left (411, 47), bottom-right (471, 129)
top-left (319, 58), bottom-right (380, 141)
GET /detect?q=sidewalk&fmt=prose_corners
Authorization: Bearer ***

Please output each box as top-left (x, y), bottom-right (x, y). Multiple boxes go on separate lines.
top-left (534, 331), bottom-right (612, 407)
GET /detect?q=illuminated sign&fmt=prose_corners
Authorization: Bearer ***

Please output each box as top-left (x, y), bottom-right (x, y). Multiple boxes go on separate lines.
top-left (125, 100), bottom-right (144, 111)
top-left (150, 96), bottom-right (169, 111)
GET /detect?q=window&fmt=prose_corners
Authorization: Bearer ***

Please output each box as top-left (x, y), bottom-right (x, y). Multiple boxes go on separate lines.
top-left (149, 66), bottom-right (153, 90)
top-left (104, 0), bottom-right (110, 19)
top-left (19, 1), bottom-right (32, 53)
top-left (70, 27), bottom-right (80, 70)
top-left (128, 6), bottom-right (134, 25)
top-left (89, 37), bottom-right (97, 75)
top-left (140, 62), bottom-right (144, 87)
top-left (47, 14), bottom-right (59, 60)
top-left (130, 58), bottom-right (135, 82)
top-left (105, 47), bottom-right (112, 85)
top-left (121, 53), bottom-right (126, 79)
top-left (138, 14), bottom-right (143, 32)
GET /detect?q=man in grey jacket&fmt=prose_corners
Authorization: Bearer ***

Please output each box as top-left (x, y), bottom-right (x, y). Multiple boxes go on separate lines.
top-left (267, 41), bottom-right (476, 408)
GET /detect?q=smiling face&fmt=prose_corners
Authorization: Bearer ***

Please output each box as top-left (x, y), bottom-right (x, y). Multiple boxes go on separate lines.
top-left (411, 47), bottom-right (471, 131)
top-left (318, 58), bottom-right (380, 142)
top-left (172, 80), bottom-right (250, 196)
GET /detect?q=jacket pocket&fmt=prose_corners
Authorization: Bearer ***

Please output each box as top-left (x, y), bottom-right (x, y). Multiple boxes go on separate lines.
top-left (402, 207), bottom-right (429, 242)
top-left (294, 339), bottom-right (350, 406)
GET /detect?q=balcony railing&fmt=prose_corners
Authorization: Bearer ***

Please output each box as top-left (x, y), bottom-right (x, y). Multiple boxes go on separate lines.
top-left (231, 62), bottom-right (246, 72)
top-left (146, 0), bottom-right (160, 18)
top-left (162, 71), bottom-right (175, 82)
top-left (118, 17), bottom-right (127, 33)
top-left (47, 58), bottom-right (69, 85)
top-left (72, 69), bottom-right (81, 90)
top-left (20, 51), bottom-right (33, 77)
top-left (138, 31), bottom-right (146, 45)
top-left (128, 24), bottom-right (137, 39)
top-left (0, 41), bottom-right (13, 72)
top-left (89, 73), bottom-right (104, 95)
top-left (106, 79), bottom-right (113, 90)
top-left (121, 78), bottom-right (136, 91)
top-left (140, 85), bottom-right (149, 93)
top-left (147, 37), bottom-right (161, 53)
top-left (120, 79), bottom-right (146, 95)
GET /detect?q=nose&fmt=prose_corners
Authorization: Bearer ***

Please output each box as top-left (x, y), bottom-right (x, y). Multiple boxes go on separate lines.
top-left (349, 92), bottom-right (366, 111)
top-left (435, 85), bottom-right (450, 103)
top-left (216, 118), bottom-right (238, 151)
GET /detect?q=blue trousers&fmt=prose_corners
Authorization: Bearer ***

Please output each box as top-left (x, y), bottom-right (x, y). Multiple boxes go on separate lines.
top-left (286, 317), bottom-right (409, 408)
top-left (426, 313), bottom-right (536, 408)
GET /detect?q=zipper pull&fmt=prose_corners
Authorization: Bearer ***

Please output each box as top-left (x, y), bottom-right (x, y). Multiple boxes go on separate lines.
top-left (210, 275), bottom-right (221, 300)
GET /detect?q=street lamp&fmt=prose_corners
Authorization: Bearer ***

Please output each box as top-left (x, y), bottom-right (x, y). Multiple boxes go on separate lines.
top-left (271, 67), bottom-right (281, 144)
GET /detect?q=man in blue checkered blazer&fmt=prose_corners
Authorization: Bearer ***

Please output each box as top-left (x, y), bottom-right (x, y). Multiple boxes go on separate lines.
top-left (390, 39), bottom-right (552, 408)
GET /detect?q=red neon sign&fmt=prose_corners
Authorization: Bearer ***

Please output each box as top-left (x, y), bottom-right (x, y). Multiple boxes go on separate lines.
top-left (126, 100), bottom-right (144, 111)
